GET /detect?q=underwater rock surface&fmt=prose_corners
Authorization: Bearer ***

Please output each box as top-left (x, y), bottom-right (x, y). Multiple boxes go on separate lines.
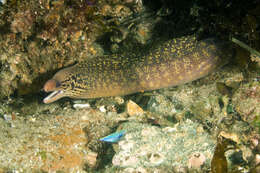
top-left (112, 121), bottom-right (215, 172)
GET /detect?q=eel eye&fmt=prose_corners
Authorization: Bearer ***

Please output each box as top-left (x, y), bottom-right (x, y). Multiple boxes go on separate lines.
top-left (55, 81), bottom-right (61, 88)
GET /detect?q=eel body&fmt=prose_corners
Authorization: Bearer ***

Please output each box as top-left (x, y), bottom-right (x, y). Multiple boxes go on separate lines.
top-left (43, 35), bottom-right (233, 103)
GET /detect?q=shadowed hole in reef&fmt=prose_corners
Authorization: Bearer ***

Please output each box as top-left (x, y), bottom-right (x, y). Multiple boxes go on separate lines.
top-left (84, 144), bottom-right (116, 172)
top-left (84, 125), bottom-right (120, 172)
top-left (97, 143), bottom-right (116, 170)
top-left (5, 92), bottom-right (67, 116)
top-left (166, 115), bottom-right (178, 124)
top-left (228, 150), bottom-right (246, 166)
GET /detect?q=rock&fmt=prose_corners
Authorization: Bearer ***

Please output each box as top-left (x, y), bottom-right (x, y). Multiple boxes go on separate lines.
top-left (99, 105), bottom-right (107, 113)
top-left (73, 103), bottom-right (91, 109)
top-left (126, 100), bottom-right (144, 116)
top-left (232, 81), bottom-right (260, 123)
top-left (85, 151), bottom-right (98, 168)
top-left (219, 131), bottom-right (240, 144)
top-left (255, 154), bottom-right (260, 165)
top-left (112, 120), bottom-right (216, 171)
top-left (188, 152), bottom-right (206, 169)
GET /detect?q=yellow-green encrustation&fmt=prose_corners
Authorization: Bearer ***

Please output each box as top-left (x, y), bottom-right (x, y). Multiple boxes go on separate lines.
top-left (43, 35), bottom-right (234, 103)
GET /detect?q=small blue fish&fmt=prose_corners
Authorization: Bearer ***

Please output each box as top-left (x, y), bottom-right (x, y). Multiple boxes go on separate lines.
top-left (100, 130), bottom-right (126, 143)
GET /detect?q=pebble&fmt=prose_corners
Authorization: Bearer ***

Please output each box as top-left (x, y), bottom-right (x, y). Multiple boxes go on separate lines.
top-left (73, 103), bottom-right (91, 109)
top-left (219, 131), bottom-right (240, 144)
top-left (0, 0), bottom-right (6, 4)
top-left (126, 100), bottom-right (144, 116)
top-left (148, 153), bottom-right (165, 165)
top-left (99, 105), bottom-right (106, 113)
top-left (250, 137), bottom-right (259, 149)
top-left (114, 96), bottom-right (124, 105)
top-left (188, 153), bottom-right (206, 169)
top-left (255, 154), bottom-right (260, 165)
top-left (162, 127), bottom-right (177, 133)
top-left (3, 114), bottom-right (12, 121)
top-left (85, 151), bottom-right (98, 168)
top-left (28, 117), bottom-right (36, 122)
top-left (81, 114), bottom-right (89, 121)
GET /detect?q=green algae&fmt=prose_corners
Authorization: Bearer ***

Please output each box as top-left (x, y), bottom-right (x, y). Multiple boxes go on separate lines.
top-left (37, 151), bottom-right (47, 160)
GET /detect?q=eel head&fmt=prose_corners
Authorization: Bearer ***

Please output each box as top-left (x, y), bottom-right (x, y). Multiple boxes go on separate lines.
top-left (43, 79), bottom-right (67, 104)
top-left (43, 66), bottom-right (75, 104)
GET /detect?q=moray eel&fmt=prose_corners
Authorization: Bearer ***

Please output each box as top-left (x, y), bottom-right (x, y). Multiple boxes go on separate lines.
top-left (43, 35), bottom-right (233, 104)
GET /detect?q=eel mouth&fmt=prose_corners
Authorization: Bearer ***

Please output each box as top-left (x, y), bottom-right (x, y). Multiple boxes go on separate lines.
top-left (43, 90), bottom-right (64, 104)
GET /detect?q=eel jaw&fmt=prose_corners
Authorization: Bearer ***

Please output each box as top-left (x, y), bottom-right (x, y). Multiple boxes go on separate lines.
top-left (43, 90), bottom-right (65, 104)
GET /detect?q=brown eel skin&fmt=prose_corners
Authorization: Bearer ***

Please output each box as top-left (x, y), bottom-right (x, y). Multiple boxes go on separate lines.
top-left (43, 35), bottom-right (234, 103)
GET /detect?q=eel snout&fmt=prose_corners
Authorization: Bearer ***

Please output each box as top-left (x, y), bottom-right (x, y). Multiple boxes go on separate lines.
top-left (43, 79), bottom-right (60, 92)
top-left (43, 79), bottom-right (64, 104)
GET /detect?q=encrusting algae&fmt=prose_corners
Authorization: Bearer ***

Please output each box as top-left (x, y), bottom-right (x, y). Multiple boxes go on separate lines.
top-left (43, 35), bottom-right (234, 103)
